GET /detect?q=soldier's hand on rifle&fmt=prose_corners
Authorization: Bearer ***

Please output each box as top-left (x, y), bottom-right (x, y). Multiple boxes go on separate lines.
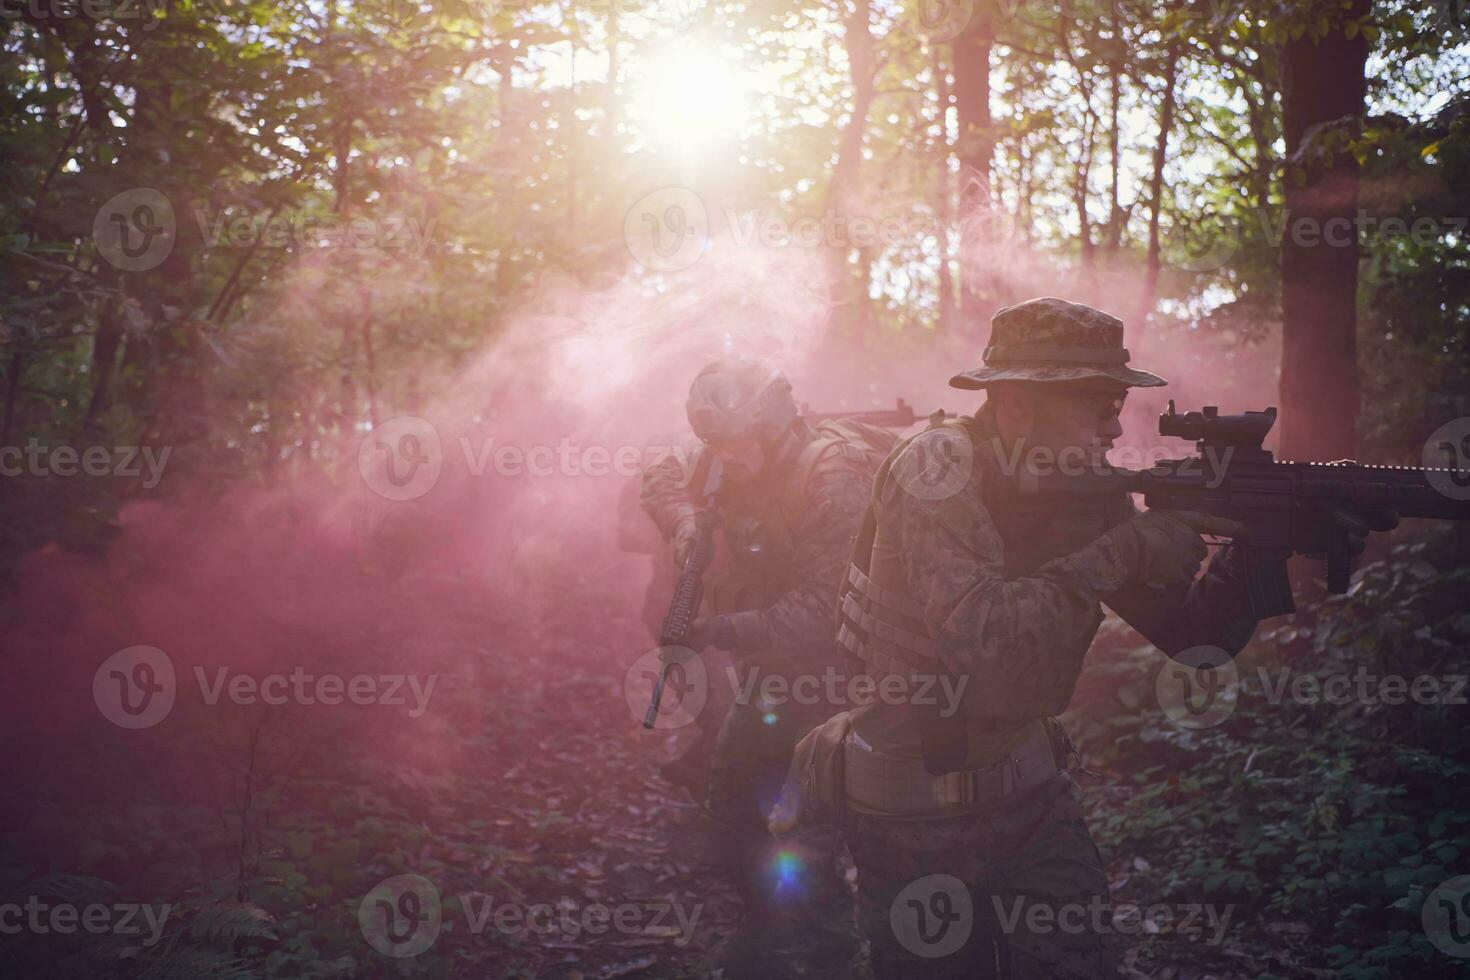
top-left (1309, 462), bottom-right (1401, 557)
top-left (1111, 509), bottom-right (1245, 590)
top-left (1313, 507), bottom-right (1401, 558)
top-left (671, 514), bottom-right (700, 567)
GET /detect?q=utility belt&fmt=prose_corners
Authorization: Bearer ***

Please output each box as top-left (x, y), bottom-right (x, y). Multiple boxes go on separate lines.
top-left (842, 719), bottom-right (1065, 817)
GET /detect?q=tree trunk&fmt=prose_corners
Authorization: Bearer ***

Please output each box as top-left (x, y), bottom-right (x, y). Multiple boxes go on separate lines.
top-left (1105, 59), bottom-right (1123, 252)
top-left (3, 348), bottom-right (26, 443)
top-left (952, 11), bottom-right (992, 330)
top-left (1140, 46), bottom-right (1179, 325)
top-left (821, 0), bottom-right (877, 344)
top-left (83, 299), bottom-right (122, 429)
top-left (1278, 0), bottom-right (1370, 460)
top-left (932, 45), bottom-right (955, 334)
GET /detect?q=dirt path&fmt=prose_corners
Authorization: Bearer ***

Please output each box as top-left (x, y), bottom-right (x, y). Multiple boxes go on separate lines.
top-left (418, 601), bottom-right (741, 978)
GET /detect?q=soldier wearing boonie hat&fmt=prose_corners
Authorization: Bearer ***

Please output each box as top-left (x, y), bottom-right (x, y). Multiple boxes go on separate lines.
top-left (811, 297), bottom-right (1271, 978)
top-left (948, 296), bottom-right (1167, 390)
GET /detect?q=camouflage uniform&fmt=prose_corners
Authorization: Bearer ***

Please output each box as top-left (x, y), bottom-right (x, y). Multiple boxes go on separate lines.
top-left (641, 359), bottom-right (886, 969)
top-left (835, 298), bottom-right (1267, 979)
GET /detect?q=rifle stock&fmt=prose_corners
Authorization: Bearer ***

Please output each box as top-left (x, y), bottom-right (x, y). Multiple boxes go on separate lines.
top-left (801, 398), bottom-right (921, 429)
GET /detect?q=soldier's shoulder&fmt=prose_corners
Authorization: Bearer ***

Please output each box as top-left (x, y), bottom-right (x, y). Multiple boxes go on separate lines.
top-left (787, 446), bottom-right (872, 528)
top-left (809, 438), bottom-right (878, 482)
top-left (881, 419), bottom-right (992, 511)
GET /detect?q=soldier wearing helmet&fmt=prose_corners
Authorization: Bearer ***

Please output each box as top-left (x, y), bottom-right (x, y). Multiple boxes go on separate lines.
top-left (640, 354), bottom-right (887, 974)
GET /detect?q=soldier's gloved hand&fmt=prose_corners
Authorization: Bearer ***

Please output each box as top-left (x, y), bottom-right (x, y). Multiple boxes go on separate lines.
top-left (671, 514), bottom-right (699, 567)
top-left (1311, 463), bottom-right (1401, 558)
top-left (1314, 508), bottom-right (1401, 558)
top-left (1111, 509), bottom-right (1244, 589)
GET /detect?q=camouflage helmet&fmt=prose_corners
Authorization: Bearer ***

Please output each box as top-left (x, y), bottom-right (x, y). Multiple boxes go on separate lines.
top-left (949, 296), bottom-right (1167, 389)
top-left (686, 356), bottom-right (798, 444)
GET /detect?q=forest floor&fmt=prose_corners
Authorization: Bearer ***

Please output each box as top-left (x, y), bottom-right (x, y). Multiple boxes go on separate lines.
top-left (3, 535), bottom-right (1467, 979)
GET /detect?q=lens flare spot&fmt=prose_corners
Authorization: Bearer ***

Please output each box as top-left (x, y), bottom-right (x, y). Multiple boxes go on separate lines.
top-left (771, 849), bottom-right (804, 892)
top-left (762, 711), bottom-right (778, 725)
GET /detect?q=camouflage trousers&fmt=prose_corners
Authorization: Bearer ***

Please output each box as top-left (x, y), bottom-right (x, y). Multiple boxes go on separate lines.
top-left (705, 698), bottom-right (852, 941)
top-left (844, 772), bottom-right (1117, 980)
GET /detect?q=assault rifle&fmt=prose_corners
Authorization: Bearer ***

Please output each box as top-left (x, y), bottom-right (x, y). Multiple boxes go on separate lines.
top-left (643, 457), bottom-right (723, 729)
top-left (1023, 401), bottom-right (1470, 619)
top-left (800, 398), bottom-right (921, 428)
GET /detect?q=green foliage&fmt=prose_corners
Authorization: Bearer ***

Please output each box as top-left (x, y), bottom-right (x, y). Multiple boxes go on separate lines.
top-left (1066, 538), bottom-right (1470, 976)
top-left (1, 0), bottom-right (1467, 975)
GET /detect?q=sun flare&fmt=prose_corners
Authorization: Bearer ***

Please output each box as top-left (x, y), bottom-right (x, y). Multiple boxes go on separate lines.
top-left (627, 45), bottom-right (750, 152)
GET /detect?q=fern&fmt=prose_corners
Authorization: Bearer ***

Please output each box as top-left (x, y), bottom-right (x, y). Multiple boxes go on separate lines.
top-left (9, 874), bottom-right (117, 904)
top-left (185, 902), bottom-right (278, 944)
top-left (136, 947), bottom-right (260, 980)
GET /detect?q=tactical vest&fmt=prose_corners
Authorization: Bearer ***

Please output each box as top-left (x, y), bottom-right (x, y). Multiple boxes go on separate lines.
top-left (837, 408), bottom-right (1124, 739)
top-left (696, 421), bottom-right (892, 618)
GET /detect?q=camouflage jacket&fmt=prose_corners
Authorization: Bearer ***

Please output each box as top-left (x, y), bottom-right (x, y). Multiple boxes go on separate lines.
top-left (640, 424), bottom-right (875, 671)
top-left (847, 404), bottom-right (1260, 764)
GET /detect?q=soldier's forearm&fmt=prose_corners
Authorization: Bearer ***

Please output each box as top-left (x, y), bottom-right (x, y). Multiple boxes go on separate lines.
top-left (936, 562), bottom-right (1109, 676)
top-left (725, 582), bottom-right (841, 661)
top-left (896, 495), bottom-right (1136, 678)
top-left (723, 609), bottom-right (772, 654)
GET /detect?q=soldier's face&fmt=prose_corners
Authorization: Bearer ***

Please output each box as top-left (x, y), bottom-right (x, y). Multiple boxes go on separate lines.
top-left (998, 382), bottom-right (1127, 460)
top-left (705, 435), bottom-right (767, 485)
